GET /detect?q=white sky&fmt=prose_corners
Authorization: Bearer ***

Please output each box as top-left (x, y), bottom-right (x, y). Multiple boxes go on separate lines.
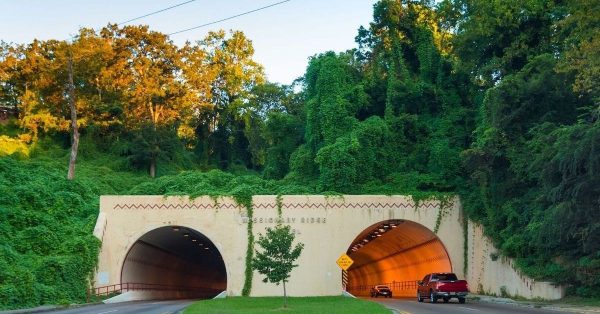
top-left (0, 0), bottom-right (377, 84)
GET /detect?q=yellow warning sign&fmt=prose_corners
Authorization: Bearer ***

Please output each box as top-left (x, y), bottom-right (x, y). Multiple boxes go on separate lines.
top-left (336, 254), bottom-right (354, 271)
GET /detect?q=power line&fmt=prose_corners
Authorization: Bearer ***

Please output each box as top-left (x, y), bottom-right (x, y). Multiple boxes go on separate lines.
top-left (67, 0), bottom-right (198, 41)
top-left (116, 0), bottom-right (198, 26)
top-left (168, 0), bottom-right (291, 36)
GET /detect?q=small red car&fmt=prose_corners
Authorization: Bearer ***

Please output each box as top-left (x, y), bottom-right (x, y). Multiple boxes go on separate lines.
top-left (370, 285), bottom-right (393, 298)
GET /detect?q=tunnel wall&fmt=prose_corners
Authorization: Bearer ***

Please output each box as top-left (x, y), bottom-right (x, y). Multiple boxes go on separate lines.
top-left (466, 223), bottom-right (566, 299)
top-left (97, 195), bottom-right (465, 297)
top-left (121, 241), bottom-right (225, 292)
top-left (96, 195), bottom-right (565, 299)
top-left (347, 239), bottom-right (451, 297)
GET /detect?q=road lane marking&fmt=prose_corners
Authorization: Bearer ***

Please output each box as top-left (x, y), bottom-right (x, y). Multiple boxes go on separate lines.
top-left (97, 310), bottom-right (118, 314)
top-left (458, 307), bottom-right (480, 312)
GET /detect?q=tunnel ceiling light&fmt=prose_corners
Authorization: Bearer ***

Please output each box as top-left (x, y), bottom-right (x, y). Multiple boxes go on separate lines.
top-left (183, 233), bottom-right (190, 237)
top-left (172, 226), bottom-right (180, 232)
top-left (204, 247), bottom-right (209, 250)
top-left (192, 239), bottom-right (197, 242)
top-left (199, 243), bottom-right (204, 246)
top-left (348, 220), bottom-right (406, 254)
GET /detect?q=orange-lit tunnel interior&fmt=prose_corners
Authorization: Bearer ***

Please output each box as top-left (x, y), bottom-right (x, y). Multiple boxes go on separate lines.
top-left (121, 226), bottom-right (226, 299)
top-left (346, 220), bottom-right (451, 297)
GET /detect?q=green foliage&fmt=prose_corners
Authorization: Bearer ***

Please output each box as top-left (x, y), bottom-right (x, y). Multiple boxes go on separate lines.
top-left (263, 112), bottom-right (304, 180)
top-left (0, 157), bottom-right (103, 310)
top-left (452, 0), bottom-right (600, 296)
top-left (121, 124), bottom-right (188, 177)
top-left (254, 224), bottom-right (304, 285)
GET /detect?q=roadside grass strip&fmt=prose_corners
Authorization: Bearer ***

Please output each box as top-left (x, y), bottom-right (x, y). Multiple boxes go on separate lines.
top-left (183, 296), bottom-right (391, 313)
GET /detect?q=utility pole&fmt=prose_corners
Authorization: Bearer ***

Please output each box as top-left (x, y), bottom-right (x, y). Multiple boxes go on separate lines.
top-left (67, 50), bottom-right (79, 180)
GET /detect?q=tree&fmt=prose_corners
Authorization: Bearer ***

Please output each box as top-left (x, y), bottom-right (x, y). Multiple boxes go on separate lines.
top-left (253, 224), bottom-right (304, 308)
top-left (66, 52), bottom-right (78, 180)
top-left (101, 25), bottom-right (189, 177)
top-left (193, 30), bottom-right (265, 168)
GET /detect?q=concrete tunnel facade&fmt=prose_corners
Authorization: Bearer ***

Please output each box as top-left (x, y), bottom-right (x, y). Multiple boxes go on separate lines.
top-left (94, 195), bottom-right (466, 299)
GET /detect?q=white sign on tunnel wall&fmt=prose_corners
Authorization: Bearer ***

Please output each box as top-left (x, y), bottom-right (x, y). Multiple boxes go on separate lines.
top-left (239, 216), bottom-right (327, 224)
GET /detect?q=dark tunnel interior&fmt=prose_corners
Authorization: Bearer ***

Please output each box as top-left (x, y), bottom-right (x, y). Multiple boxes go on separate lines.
top-left (120, 226), bottom-right (226, 299)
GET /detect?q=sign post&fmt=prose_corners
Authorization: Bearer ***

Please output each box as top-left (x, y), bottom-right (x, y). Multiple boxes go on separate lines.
top-left (337, 254), bottom-right (354, 291)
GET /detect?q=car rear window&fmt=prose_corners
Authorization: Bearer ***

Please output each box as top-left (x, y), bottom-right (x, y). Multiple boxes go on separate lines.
top-left (437, 274), bottom-right (458, 281)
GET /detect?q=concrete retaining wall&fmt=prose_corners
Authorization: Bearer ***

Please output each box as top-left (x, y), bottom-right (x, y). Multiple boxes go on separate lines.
top-left (466, 222), bottom-right (565, 300)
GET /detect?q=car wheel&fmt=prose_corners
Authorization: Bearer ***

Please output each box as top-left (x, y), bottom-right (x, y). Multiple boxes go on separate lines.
top-left (417, 291), bottom-right (423, 302)
top-left (430, 291), bottom-right (437, 303)
top-left (459, 297), bottom-right (466, 304)
top-left (443, 297), bottom-right (449, 303)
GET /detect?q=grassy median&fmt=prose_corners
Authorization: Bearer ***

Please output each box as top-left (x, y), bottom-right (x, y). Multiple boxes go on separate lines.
top-left (183, 296), bottom-right (390, 313)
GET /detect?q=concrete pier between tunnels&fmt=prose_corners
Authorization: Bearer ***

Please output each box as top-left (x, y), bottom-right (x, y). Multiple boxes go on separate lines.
top-left (120, 226), bottom-right (226, 300)
top-left (345, 220), bottom-right (451, 297)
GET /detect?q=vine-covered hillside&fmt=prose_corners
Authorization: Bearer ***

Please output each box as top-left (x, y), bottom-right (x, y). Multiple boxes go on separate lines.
top-left (0, 0), bottom-right (598, 309)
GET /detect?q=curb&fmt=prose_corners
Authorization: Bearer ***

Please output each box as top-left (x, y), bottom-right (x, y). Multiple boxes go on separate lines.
top-left (468, 295), bottom-right (600, 314)
top-left (0, 302), bottom-right (102, 314)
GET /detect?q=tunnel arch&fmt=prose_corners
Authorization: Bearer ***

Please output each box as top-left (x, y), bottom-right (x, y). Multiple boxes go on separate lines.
top-left (345, 219), bottom-right (452, 297)
top-left (120, 225), bottom-right (227, 299)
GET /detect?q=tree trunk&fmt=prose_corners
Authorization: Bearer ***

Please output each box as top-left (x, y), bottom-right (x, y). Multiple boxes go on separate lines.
top-left (150, 157), bottom-right (156, 178)
top-left (67, 53), bottom-right (79, 181)
top-left (283, 280), bottom-right (287, 308)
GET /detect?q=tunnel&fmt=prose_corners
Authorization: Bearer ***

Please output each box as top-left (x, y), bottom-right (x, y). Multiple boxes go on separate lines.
top-left (120, 226), bottom-right (226, 299)
top-left (345, 220), bottom-right (451, 298)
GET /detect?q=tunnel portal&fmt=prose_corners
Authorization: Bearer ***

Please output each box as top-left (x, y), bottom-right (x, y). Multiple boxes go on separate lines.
top-left (345, 219), bottom-right (452, 297)
top-left (120, 226), bottom-right (226, 299)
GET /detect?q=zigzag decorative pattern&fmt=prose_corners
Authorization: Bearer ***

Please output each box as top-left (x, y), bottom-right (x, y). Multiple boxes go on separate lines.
top-left (113, 203), bottom-right (242, 210)
top-left (113, 200), bottom-right (439, 210)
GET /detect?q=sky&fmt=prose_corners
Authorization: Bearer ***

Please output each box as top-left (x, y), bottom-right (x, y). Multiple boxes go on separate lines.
top-left (0, 0), bottom-right (378, 84)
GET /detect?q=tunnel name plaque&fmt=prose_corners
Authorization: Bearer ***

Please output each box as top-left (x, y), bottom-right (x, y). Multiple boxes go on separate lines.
top-left (239, 216), bottom-right (327, 224)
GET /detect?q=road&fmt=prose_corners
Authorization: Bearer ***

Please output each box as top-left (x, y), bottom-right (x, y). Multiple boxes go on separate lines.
top-left (369, 297), bottom-right (571, 314)
top-left (47, 300), bottom-right (193, 314)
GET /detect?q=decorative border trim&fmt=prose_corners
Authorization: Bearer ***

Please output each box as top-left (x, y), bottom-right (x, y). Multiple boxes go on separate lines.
top-left (112, 200), bottom-right (439, 210)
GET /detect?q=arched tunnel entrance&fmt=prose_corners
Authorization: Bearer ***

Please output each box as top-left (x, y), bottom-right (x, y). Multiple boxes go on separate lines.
top-left (345, 220), bottom-right (451, 298)
top-left (120, 226), bottom-right (226, 300)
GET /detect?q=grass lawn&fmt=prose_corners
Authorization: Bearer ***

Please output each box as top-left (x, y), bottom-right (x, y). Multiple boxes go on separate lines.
top-left (183, 296), bottom-right (391, 313)
top-left (550, 296), bottom-right (600, 307)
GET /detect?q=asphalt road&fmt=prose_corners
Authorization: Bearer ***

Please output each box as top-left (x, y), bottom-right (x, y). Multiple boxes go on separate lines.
top-left (369, 297), bottom-right (571, 314)
top-left (46, 300), bottom-right (194, 314)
